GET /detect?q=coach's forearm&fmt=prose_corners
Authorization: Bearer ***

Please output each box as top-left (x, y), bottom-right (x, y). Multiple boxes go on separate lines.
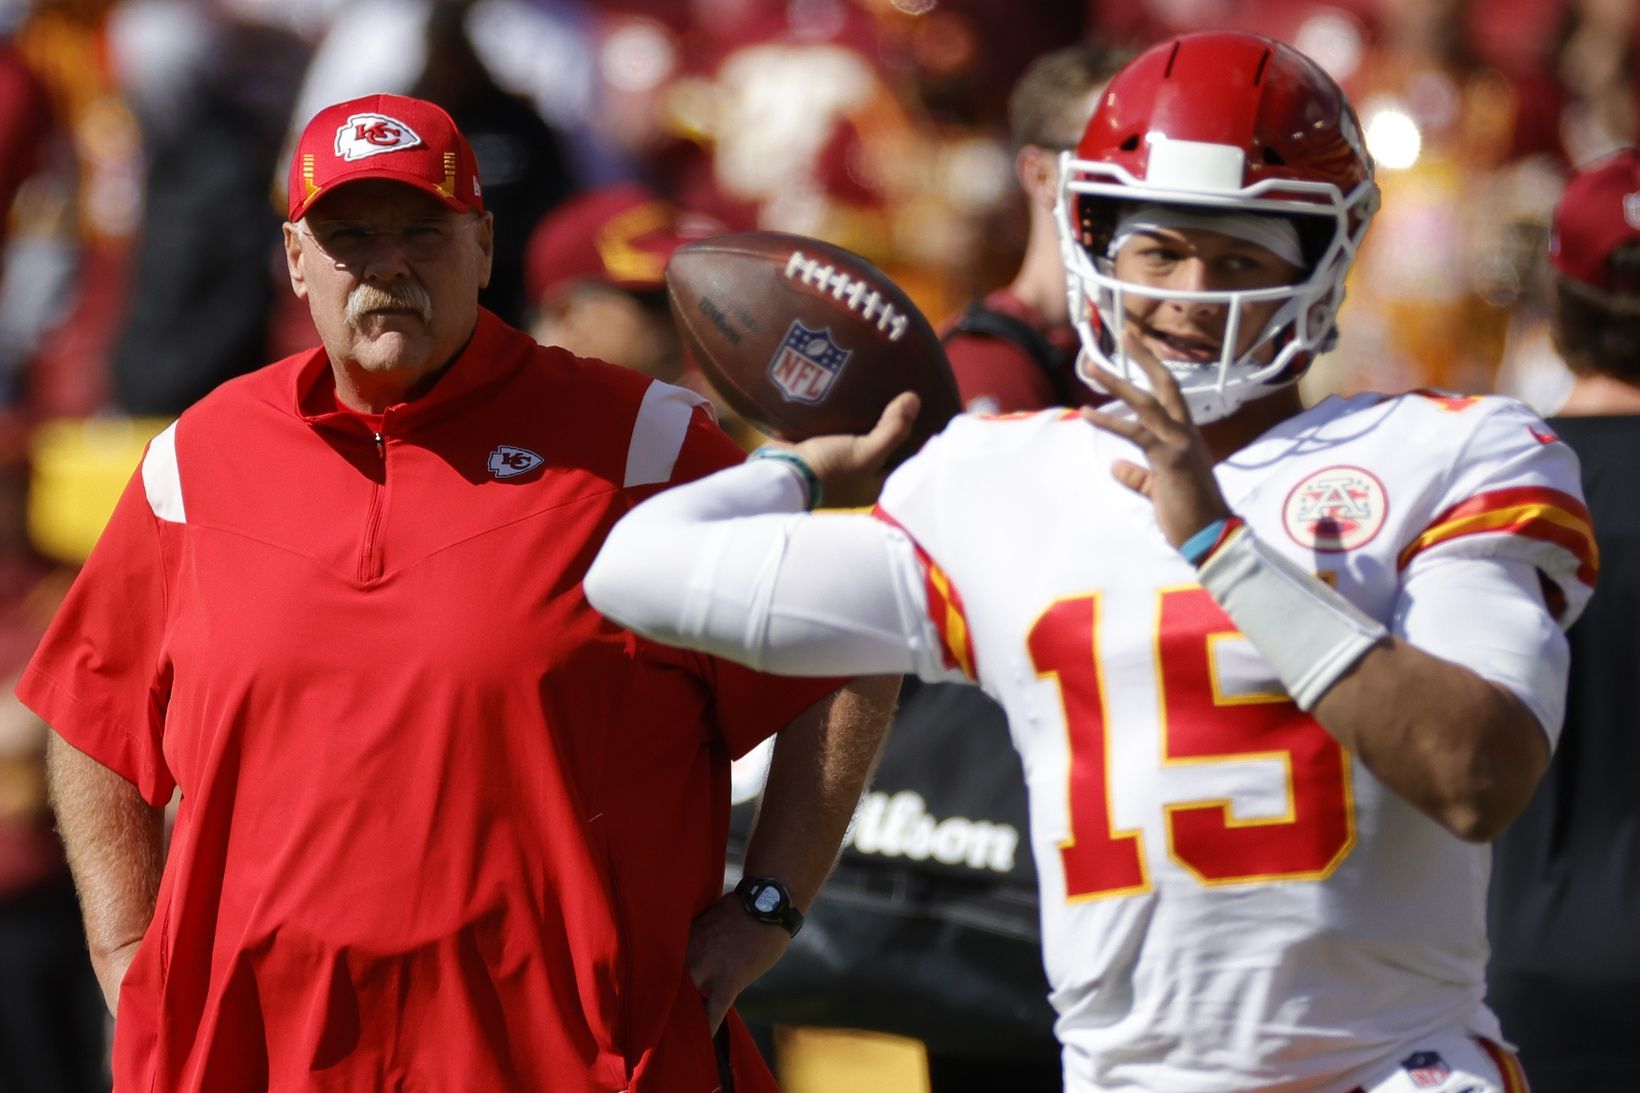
top-left (745, 674), bottom-right (900, 907)
top-left (46, 730), bottom-right (164, 1015)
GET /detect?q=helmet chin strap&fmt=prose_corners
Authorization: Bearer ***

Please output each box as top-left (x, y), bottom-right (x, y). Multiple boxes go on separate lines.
top-left (1076, 349), bottom-right (1273, 424)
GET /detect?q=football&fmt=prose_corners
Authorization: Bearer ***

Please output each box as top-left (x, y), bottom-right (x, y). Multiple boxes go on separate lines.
top-left (666, 231), bottom-right (961, 463)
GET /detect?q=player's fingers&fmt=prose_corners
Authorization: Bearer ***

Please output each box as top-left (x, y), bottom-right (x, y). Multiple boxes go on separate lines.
top-left (1110, 459), bottom-right (1152, 496)
top-left (1083, 353), bottom-right (1152, 409)
top-left (857, 391), bottom-right (921, 463)
top-left (1081, 407), bottom-right (1154, 449)
top-left (1088, 353), bottom-right (1177, 437)
top-left (1121, 330), bottom-right (1191, 423)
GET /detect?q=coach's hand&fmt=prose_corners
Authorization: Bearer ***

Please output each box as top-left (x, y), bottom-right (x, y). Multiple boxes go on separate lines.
top-left (1081, 332), bottom-right (1232, 547)
top-left (686, 891), bottom-right (791, 1034)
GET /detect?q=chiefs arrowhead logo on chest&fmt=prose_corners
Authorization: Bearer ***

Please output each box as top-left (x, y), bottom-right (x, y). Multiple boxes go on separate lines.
top-left (1282, 466), bottom-right (1388, 552)
top-left (334, 113), bottom-right (424, 161)
top-left (488, 445), bottom-right (543, 479)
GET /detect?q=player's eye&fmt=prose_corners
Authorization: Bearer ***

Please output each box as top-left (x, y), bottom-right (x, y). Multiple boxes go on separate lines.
top-left (1220, 250), bottom-right (1298, 284)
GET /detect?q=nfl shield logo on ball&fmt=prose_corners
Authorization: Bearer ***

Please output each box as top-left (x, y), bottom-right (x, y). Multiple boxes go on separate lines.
top-left (768, 321), bottom-right (851, 404)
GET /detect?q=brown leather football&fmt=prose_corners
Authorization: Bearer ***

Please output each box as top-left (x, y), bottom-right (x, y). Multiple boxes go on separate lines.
top-left (666, 231), bottom-right (961, 463)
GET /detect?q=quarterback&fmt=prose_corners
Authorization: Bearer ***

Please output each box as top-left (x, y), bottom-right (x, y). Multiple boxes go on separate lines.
top-left (587, 33), bottom-right (1590, 1093)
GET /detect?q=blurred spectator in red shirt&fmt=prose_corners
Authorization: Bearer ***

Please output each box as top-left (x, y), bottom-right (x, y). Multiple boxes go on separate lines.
top-left (0, 38), bottom-right (52, 250)
top-left (524, 184), bottom-right (710, 385)
top-left (522, 183), bottom-right (769, 447)
top-left (940, 42), bottom-right (1128, 413)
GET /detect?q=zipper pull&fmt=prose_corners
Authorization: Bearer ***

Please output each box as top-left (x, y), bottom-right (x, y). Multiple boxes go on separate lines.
top-left (373, 431), bottom-right (385, 459)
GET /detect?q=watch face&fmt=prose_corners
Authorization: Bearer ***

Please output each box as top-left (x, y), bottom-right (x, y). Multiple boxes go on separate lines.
top-left (752, 886), bottom-right (782, 914)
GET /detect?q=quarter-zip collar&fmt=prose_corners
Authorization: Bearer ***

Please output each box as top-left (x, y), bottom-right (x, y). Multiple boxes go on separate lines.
top-left (293, 308), bottom-right (535, 439)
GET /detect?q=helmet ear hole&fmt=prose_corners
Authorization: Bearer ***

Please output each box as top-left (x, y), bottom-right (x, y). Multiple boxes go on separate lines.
top-left (1118, 134), bottom-right (1140, 152)
top-left (1261, 146), bottom-right (1286, 166)
top-left (1077, 195), bottom-right (1110, 254)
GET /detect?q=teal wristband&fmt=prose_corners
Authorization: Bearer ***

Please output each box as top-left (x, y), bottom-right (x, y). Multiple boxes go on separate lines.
top-left (1179, 515), bottom-right (1243, 567)
top-left (750, 447), bottom-right (823, 511)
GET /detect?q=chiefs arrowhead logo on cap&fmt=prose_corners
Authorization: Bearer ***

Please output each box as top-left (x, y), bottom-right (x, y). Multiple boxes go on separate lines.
top-left (288, 93), bottom-right (483, 222)
top-left (334, 113), bottom-right (424, 161)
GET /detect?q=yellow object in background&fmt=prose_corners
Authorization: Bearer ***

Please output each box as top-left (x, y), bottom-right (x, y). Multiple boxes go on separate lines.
top-left (29, 417), bottom-right (170, 565)
top-left (775, 1027), bottom-right (930, 1093)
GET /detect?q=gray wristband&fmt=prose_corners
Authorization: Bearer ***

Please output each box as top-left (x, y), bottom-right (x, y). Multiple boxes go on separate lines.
top-left (1197, 526), bottom-right (1388, 710)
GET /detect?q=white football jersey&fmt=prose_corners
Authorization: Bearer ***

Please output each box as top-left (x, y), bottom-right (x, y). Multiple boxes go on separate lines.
top-left (874, 391), bottom-right (1595, 1092)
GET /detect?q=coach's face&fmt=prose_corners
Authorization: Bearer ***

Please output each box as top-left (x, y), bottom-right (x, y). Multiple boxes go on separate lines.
top-left (285, 180), bottom-right (494, 407)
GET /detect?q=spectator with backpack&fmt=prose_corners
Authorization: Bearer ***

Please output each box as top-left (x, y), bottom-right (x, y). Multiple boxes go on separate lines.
top-left (943, 43), bottom-right (1128, 414)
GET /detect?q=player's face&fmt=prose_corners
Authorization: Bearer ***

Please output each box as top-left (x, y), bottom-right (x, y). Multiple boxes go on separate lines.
top-left (286, 180), bottom-right (494, 390)
top-left (1111, 226), bottom-right (1304, 367)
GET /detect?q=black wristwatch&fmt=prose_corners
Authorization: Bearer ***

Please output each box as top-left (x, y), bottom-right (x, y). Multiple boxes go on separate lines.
top-left (735, 875), bottom-right (804, 937)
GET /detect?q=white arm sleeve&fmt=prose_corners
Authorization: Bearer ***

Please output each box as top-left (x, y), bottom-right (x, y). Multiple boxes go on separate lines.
top-left (586, 460), bottom-right (949, 678)
top-left (1393, 555), bottom-right (1571, 749)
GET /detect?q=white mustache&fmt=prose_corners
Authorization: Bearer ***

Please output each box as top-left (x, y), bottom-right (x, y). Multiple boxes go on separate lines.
top-left (346, 281), bottom-right (432, 328)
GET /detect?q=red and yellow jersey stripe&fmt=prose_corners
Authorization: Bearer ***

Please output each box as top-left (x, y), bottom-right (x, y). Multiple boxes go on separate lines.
top-left (1397, 486), bottom-right (1598, 591)
top-left (873, 506), bottom-right (977, 679)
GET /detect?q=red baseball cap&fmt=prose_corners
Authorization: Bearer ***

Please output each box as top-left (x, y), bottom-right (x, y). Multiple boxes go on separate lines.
top-left (286, 93), bottom-right (483, 222)
top-left (524, 185), bottom-right (721, 304)
top-left (1549, 147), bottom-right (1640, 292)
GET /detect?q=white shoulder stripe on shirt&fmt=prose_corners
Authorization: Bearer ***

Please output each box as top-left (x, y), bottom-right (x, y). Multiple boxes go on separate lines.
top-left (141, 420), bottom-right (186, 524)
top-left (625, 380), bottom-right (711, 488)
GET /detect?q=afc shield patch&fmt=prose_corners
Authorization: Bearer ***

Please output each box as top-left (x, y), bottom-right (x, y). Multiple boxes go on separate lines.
top-left (768, 320), bottom-right (851, 404)
top-left (1282, 465), bottom-right (1388, 551)
top-left (334, 113), bottom-right (424, 161)
top-left (1625, 191), bottom-right (1640, 230)
top-left (1400, 1050), bottom-right (1451, 1088)
top-left (488, 445), bottom-right (543, 479)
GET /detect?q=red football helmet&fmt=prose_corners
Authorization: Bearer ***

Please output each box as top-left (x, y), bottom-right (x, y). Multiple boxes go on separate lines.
top-left (1055, 31), bottom-right (1379, 422)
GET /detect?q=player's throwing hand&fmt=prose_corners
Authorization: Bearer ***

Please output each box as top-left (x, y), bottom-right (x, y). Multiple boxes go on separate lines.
top-left (788, 390), bottom-right (922, 508)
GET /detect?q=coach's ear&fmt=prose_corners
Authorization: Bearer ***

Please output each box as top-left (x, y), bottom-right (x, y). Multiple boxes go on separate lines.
top-left (283, 222), bottom-right (310, 302)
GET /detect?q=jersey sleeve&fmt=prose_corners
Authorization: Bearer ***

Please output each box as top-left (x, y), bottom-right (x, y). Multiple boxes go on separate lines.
top-left (16, 457), bottom-right (176, 805)
top-left (873, 428), bottom-right (979, 685)
top-left (1398, 398), bottom-right (1597, 628)
top-left (633, 381), bottom-right (848, 758)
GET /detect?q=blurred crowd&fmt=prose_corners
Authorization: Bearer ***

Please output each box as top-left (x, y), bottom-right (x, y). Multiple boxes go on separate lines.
top-left (0, 0), bottom-right (1635, 1087)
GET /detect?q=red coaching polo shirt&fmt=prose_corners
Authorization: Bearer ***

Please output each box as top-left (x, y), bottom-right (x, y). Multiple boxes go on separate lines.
top-left (20, 311), bottom-right (836, 1092)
